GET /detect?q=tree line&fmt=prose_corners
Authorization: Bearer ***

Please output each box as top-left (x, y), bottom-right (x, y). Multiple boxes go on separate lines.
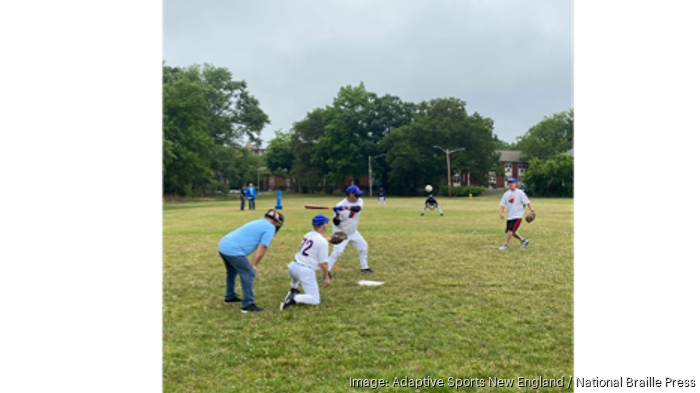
top-left (163, 63), bottom-right (268, 196)
top-left (163, 62), bottom-right (573, 197)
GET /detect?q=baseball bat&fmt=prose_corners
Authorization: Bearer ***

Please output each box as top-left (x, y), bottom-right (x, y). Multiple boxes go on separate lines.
top-left (305, 205), bottom-right (350, 211)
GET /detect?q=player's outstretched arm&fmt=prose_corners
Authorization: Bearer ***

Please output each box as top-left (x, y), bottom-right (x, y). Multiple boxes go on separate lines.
top-left (319, 262), bottom-right (331, 288)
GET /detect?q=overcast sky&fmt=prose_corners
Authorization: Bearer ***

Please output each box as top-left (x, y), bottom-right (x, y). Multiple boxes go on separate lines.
top-left (163, 0), bottom-right (572, 146)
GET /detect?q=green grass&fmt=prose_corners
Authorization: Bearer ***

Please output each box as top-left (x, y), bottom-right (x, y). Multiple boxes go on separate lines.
top-left (163, 192), bottom-right (573, 392)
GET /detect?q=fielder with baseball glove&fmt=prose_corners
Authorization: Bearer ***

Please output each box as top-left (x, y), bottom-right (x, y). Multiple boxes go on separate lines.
top-left (498, 178), bottom-right (535, 250)
top-left (280, 214), bottom-right (333, 311)
top-left (525, 211), bottom-right (536, 223)
top-left (328, 231), bottom-right (348, 244)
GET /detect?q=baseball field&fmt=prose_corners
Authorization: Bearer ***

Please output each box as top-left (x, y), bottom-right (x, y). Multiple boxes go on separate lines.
top-left (163, 192), bottom-right (573, 392)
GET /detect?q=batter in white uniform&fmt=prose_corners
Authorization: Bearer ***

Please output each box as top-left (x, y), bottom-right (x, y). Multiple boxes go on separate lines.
top-left (280, 214), bottom-right (333, 310)
top-left (327, 185), bottom-right (373, 274)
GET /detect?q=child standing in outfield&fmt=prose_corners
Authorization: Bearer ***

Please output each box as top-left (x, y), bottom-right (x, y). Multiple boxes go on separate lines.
top-left (377, 187), bottom-right (387, 206)
top-left (280, 215), bottom-right (332, 310)
top-left (421, 194), bottom-right (444, 216)
top-left (498, 178), bottom-right (535, 250)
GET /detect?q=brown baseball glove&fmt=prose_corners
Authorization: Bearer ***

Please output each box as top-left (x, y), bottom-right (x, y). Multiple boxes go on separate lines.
top-left (328, 231), bottom-right (348, 244)
top-left (525, 212), bottom-right (536, 223)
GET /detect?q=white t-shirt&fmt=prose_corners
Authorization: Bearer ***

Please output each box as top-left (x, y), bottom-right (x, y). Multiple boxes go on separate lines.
top-left (294, 230), bottom-right (329, 270)
top-left (333, 197), bottom-right (363, 235)
top-left (500, 189), bottom-right (530, 220)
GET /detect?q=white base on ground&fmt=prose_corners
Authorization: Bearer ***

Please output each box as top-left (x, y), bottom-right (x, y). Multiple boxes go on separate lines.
top-left (357, 280), bottom-right (385, 286)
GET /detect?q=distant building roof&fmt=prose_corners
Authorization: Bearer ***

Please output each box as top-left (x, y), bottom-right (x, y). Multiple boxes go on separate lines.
top-left (496, 150), bottom-right (524, 162)
top-left (246, 141), bottom-right (267, 156)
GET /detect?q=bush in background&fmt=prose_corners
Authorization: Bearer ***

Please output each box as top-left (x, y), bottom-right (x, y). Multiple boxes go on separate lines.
top-left (522, 153), bottom-right (573, 197)
top-left (439, 185), bottom-right (485, 197)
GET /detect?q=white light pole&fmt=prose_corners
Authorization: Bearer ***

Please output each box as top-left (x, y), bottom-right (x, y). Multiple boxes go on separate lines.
top-left (433, 146), bottom-right (465, 197)
top-left (368, 154), bottom-right (387, 197)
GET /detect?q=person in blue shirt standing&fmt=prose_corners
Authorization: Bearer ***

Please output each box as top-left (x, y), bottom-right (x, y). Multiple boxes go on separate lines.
top-left (218, 209), bottom-right (284, 313)
top-left (246, 183), bottom-right (257, 210)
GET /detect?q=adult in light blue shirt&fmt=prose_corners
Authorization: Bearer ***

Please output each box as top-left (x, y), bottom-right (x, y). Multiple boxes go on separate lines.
top-left (218, 209), bottom-right (284, 313)
top-left (246, 183), bottom-right (257, 210)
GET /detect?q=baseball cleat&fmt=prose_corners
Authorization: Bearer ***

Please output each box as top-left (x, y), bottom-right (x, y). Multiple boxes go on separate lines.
top-left (360, 268), bottom-right (374, 274)
top-left (521, 240), bottom-right (529, 249)
top-left (498, 245), bottom-right (508, 250)
top-left (280, 291), bottom-right (296, 311)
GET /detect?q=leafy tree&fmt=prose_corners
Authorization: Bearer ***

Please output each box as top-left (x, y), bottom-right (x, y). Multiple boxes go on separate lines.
top-left (162, 77), bottom-right (214, 196)
top-left (163, 135), bottom-right (175, 175)
top-left (210, 144), bottom-right (241, 190)
top-left (290, 108), bottom-right (329, 193)
top-left (381, 98), bottom-right (498, 195)
top-left (162, 62), bottom-right (270, 196)
top-left (363, 94), bottom-right (416, 188)
top-left (493, 135), bottom-right (515, 150)
top-left (168, 64), bottom-right (270, 146)
top-left (311, 84), bottom-right (418, 190)
top-left (236, 149), bottom-right (265, 189)
top-left (313, 83), bottom-right (376, 186)
top-left (516, 109), bottom-right (574, 161)
top-left (522, 153), bottom-right (573, 197)
top-left (264, 130), bottom-right (295, 178)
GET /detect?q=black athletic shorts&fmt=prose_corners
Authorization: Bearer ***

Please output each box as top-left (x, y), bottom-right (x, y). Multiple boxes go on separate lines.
top-left (505, 218), bottom-right (522, 233)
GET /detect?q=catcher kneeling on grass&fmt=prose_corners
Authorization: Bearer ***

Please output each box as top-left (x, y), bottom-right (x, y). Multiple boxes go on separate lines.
top-left (280, 215), bottom-right (347, 310)
top-left (498, 177), bottom-right (535, 250)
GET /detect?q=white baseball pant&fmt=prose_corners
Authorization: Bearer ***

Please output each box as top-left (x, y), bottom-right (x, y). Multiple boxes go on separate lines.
top-left (327, 231), bottom-right (369, 270)
top-left (422, 205), bottom-right (443, 214)
top-left (287, 261), bottom-right (321, 305)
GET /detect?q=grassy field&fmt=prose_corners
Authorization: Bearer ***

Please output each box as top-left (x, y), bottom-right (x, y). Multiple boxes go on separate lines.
top-left (163, 192), bottom-right (573, 392)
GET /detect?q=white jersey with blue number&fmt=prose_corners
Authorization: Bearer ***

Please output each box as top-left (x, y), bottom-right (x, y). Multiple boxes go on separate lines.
top-left (294, 230), bottom-right (329, 270)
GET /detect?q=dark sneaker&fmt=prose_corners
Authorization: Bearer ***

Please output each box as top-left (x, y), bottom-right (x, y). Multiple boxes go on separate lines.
top-left (224, 296), bottom-right (242, 304)
top-left (360, 268), bottom-right (374, 274)
top-left (241, 303), bottom-right (264, 313)
top-left (280, 291), bottom-right (296, 311)
top-left (290, 288), bottom-right (301, 295)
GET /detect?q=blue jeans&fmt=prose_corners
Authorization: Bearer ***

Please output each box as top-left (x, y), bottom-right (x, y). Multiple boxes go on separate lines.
top-left (248, 197), bottom-right (256, 210)
top-left (240, 198), bottom-right (246, 210)
top-left (219, 252), bottom-right (256, 308)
